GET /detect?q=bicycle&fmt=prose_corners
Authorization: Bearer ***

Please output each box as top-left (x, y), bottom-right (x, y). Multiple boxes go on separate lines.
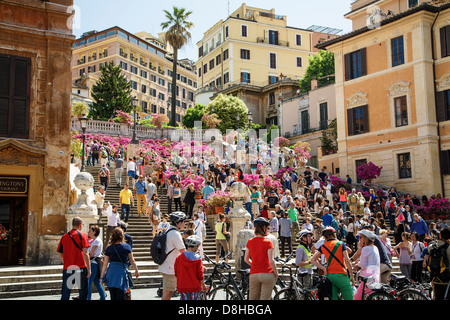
top-left (272, 257), bottom-right (317, 300)
top-left (389, 273), bottom-right (432, 300)
top-left (356, 275), bottom-right (398, 300)
top-left (204, 253), bottom-right (245, 300)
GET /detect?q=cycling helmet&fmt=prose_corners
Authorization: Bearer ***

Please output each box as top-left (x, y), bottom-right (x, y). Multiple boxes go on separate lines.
top-left (297, 229), bottom-right (313, 240)
top-left (185, 235), bottom-right (202, 247)
top-left (169, 212), bottom-right (187, 224)
top-left (321, 226), bottom-right (336, 237)
top-left (254, 217), bottom-right (270, 227)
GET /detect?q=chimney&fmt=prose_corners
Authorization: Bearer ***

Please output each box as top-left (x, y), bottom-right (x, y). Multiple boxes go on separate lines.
top-left (311, 77), bottom-right (318, 90)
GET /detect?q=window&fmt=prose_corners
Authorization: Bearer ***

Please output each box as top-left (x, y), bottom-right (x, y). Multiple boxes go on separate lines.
top-left (130, 65), bottom-right (138, 74)
top-left (241, 72), bottom-right (251, 83)
top-left (391, 36), bottom-right (405, 67)
top-left (151, 74), bottom-right (157, 82)
top-left (440, 25), bottom-right (450, 58)
top-left (269, 53), bottom-right (276, 69)
top-left (160, 107), bottom-right (165, 114)
top-left (241, 49), bottom-right (250, 60)
top-left (141, 84), bottom-right (147, 94)
top-left (344, 48), bottom-right (367, 80)
top-left (140, 70), bottom-right (147, 79)
top-left (216, 54), bottom-right (221, 65)
top-left (225, 26), bottom-right (229, 38)
top-left (216, 77), bottom-right (222, 87)
top-left (158, 93), bottom-right (165, 100)
top-left (296, 34), bottom-right (302, 46)
top-left (319, 102), bottom-right (328, 130)
top-left (182, 88), bottom-right (186, 99)
top-left (119, 61), bottom-right (127, 70)
top-left (268, 75), bottom-right (279, 84)
top-left (203, 64), bottom-right (208, 74)
top-left (394, 96), bottom-right (408, 127)
top-left (224, 72), bottom-right (229, 84)
top-left (189, 91), bottom-right (194, 102)
top-left (269, 92), bottom-right (276, 105)
top-left (355, 159), bottom-right (367, 183)
top-left (297, 57), bottom-right (303, 67)
top-left (150, 88), bottom-right (157, 97)
top-left (301, 110), bottom-right (310, 134)
top-left (241, 25), bottom-right (248, 37)
top-left (198, 67), bottom-right (202, 77)
top-left (0, 54), bottom-right (30, 138)
top-left (347, 105), bottom-right (369, 136)
top-left (199, 46), bottom-right (203, 58)
top-left (223, 49), bottom-right (229, 61)
top-left (398, 153), bottom-right (412, 179)
top-left (158, 78), bottom-right (165, 86)
top-left (141, 101), bottom-right (148, 113)
top-left (79, 68), bottom-right (85, 77)
top-left (209, 59), bottom-right (214, 69)
top-left (437, 89), bottom-right (450, 121)
top-left (151, 104), bottom-right (157, 113)
top-left (268, 30), bottom-right (279, 45)
top-left (131, 81), bottom-right (137, 90)
top-left (408, 0), bottom-right (418, 8)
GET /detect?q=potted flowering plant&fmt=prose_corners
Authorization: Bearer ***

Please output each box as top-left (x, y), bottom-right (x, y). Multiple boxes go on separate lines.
top-left (275, 136), bottom-right (291, 148)
top-left (292, 141), bottom-right (311, 166)
top-left (113, 110), bottom-right (133, 126)
top-left (356, 162), bottom-right (382, 183)
top-left (205, 191), bottom-right (232, 214)
top-left (150, 113), bottom-right (170, 129)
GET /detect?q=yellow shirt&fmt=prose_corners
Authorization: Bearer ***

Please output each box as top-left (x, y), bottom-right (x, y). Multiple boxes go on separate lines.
top-left (120, 189), bottom-right (133, 205)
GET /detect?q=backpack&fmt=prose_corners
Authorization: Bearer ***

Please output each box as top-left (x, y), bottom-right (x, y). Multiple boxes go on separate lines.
top-left (92, 144), bottom-right (99, 154)
top-left (101, 150), bottom-right (108, 159)
top-left (427, 242), bottom-right (450, 283)
top-left (330, 184), bottom-right (336, 194)
top-left (350, 194), bottom-right (357, 204)
top-left (150, 227), bottom-right (177, 265)
top-left (292, 173), bottom-right (298, 182)
top-left (99, 167), bottom-right (108, 178)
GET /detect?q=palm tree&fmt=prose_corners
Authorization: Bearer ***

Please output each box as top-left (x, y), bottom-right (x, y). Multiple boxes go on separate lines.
top-left (161, 6), bottom-right (193, 127)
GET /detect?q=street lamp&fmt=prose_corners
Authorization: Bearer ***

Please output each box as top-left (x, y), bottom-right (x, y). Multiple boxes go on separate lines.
top-left (131, 97), bottom-right (139, 144)
top-left (79, 114), bottom-right (89, 172)
top-left (247, 111), bottom-right (253, 129)
top-left (236, 113), bottom-right (240, 129)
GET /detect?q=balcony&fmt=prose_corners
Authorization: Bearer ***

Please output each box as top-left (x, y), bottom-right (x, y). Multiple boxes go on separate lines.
top-left (257, 37), bottom-right (289, 47)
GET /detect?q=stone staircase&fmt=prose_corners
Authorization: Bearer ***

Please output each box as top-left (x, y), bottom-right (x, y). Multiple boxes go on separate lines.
top-left (0, 162), bottom-right (402, 299)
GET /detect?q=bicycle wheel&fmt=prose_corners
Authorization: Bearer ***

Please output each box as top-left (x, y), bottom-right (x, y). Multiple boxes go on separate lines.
top-left (366, 291), bottom-right (396, 300)
top-left (398, 288), bottom-right (431, 300)
top-left (208, 285), bottom-right (239, 300)
top-left (273, 287), bottom-right (308, 300)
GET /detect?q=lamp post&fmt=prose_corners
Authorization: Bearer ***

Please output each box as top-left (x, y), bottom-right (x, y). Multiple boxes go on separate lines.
top-left (247, 111), bottom-right (253, 129)
top-left (236, 113), bottom-right (240, 130)
top-left (79, 114), bottom-right (88, 172)
top-left (131, 97), bottom-right (139, 144)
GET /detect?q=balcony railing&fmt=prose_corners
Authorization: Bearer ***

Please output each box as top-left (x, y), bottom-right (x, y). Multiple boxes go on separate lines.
top-left (256, 37), bottom-right (289, 47)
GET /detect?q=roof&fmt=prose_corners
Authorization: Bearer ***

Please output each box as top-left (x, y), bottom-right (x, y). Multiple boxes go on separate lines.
top-left (307, 25), bottom-right (343, 35)
top-left (317, 1), bottom-right (450, 50)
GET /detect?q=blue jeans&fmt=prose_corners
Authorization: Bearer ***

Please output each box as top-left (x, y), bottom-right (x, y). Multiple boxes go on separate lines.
top-left (88, 261), bottom-right (106, 300)
top-left (340, 201), bottom-right (347, 212)
top-left (121, 204), bottom-right (131, 222)
top-left (245, 202), bottom-right (253, 220)
top-left (61, 268), bottom-right (88, 300)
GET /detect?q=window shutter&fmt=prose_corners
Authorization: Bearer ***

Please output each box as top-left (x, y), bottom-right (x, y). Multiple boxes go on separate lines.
top-left (441, 150), bottom-right (450, 175)
top-left (436, 91), bottom-right (446, 122)
top-left (344, 53), bottom-right (351, 81)
top-left (441, 27), bottom-right (447, 58)
top-left (362, 104), bottom-right (369, 133)
top-left (274, 31), bottom-right (279, 45)
top-left (347, 108), bottom-right (354, 136)
top-left (360, 48), bottom-right (367, 76)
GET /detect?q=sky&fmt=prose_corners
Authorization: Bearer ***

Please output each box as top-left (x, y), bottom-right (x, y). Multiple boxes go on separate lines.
top-left (72, 0), bottom-right (353, 61)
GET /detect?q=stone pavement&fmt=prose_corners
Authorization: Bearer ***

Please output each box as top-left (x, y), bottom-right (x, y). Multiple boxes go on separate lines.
top-left (1, 287), bottom-right (162, 300)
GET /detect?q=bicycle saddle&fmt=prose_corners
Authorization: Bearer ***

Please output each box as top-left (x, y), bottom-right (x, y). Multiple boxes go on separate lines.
top-left (238, 269), bottom-right (250, 275)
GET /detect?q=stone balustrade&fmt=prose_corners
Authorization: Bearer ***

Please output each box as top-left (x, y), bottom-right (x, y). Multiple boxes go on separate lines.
top-left (71, 118), bottom-right (207, 141)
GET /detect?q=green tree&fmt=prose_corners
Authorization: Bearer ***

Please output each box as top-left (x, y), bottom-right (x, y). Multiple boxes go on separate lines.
top-left (182, 103), bottom-right (206, 128)
top-left (298, 50), bottom-right (335, 94)
top-left (161, 6), bottom-right (194, 127)
top-left (205, 94), bottom-right (249, 133)
top-left (89, 62), bottom-right (133, 120)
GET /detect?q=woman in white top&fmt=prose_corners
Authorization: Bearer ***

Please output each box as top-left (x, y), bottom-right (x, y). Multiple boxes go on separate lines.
top-left (354, 230), bottom-right (380, 300)
top-left (409, 232), bottom-right (425, 283)
top-left (87, 225), bottom-right (106, 300)
top-left (126, 158), bottom-right (137, 186)
top-left (192, 212), bottom-right (205, 258)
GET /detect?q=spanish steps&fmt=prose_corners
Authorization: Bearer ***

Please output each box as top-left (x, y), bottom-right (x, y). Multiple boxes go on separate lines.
top-left (0, 162), bottom-right (402, 299)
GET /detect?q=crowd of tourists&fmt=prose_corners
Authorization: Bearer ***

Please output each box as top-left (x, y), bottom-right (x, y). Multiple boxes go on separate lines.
top-left (60, 137), bottom-right (450, 301)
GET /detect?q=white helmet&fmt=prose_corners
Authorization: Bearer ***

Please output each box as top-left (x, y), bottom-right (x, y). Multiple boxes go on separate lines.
top-left (185, 235), bottom-right (202, 247)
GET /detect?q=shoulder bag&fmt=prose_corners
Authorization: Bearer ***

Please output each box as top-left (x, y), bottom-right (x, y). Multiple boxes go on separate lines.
top-left (112, 244), bottom-right (134, 288)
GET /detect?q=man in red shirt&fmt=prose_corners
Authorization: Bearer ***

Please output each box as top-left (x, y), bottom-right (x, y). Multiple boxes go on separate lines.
top-left (57, 217), bottom-right (91, 300)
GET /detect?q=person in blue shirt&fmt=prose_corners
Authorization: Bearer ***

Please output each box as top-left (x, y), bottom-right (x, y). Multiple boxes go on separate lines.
top-left (410, 213), bottom-right (429, 242)
top-left (201, 181), bottom-right (215, 200)
top-left (346, 175), bottom-right (352, 186)
top-left (134, 175), bottom-right (147, 216)
top-left (321, 207), bottom-right (333, 227)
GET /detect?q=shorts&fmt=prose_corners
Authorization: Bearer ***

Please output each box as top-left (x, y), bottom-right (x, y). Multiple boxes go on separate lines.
top-left (162, 273), bottom-right (177, 292)
top-left (127, 170), bottom-right (135, 177)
